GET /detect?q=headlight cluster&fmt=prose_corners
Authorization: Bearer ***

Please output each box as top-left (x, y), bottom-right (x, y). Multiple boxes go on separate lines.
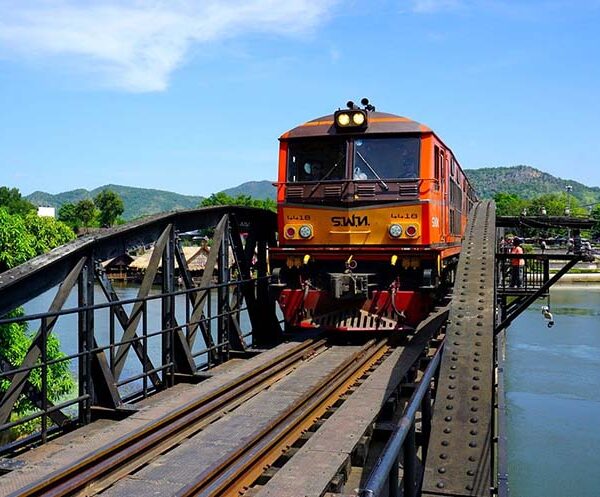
top-left (388, 223), bottom-right (419, 239)
top-left (284, 224), bottom-right (314, 240)
top-left (334, 110), bottom-right (368, 130)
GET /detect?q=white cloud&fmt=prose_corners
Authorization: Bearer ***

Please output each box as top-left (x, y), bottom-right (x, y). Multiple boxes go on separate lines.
top-left (0, 1), bottom-right (337, 92)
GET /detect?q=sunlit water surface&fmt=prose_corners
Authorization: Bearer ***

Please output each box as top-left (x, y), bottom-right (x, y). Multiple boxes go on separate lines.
top-left (506, 286), bottom-right (600, 496)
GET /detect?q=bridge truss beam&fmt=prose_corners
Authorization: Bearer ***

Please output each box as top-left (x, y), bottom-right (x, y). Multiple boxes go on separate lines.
top-left (0, 206), bottom-right (280, 450)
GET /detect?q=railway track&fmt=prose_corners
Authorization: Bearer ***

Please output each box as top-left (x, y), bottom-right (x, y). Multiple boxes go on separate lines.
top-left (10, 338), bottom-right (330, 497)
top-left (175, 339), bottom-right (390, 497)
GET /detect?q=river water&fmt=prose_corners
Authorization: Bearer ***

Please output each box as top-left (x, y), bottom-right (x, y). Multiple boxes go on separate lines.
top-left (22, 283), bottom-right (246, 397)
top-left (506, 286), bottom-right (600, 496)
top-left (21, 285), bottom-right (600, 493)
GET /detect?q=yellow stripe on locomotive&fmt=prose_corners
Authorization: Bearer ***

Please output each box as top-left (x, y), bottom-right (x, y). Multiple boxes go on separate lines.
top-left (281, 204), bottom-right (422, 245)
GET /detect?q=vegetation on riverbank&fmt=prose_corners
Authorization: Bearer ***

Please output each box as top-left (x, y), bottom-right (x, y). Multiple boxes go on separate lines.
top-left (0, 188), bottom-right (76, 440)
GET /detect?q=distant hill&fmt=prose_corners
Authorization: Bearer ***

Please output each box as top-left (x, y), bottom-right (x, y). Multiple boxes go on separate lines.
top-left (26, 184), bottom-right (203, 220)
top-left (220, 180), bottom-right (275, 200)
top-left (465, 166), bottom-right (600, 205)
top-left (24, 167), bottom-right (599, 221)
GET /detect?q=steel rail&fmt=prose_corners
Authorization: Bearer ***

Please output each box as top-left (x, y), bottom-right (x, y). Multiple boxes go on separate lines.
top-left (10, 338), bottom-right (328, 497)
top-left (175, 339), bottom-right (390, 497)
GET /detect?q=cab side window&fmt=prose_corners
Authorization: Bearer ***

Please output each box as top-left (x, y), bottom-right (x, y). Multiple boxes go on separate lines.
top-left (434, 145), bottom-right (441, 190)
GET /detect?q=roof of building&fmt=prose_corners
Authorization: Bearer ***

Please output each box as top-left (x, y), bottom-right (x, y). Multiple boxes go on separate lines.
top-left (129, 245), bottom-right (233, 271)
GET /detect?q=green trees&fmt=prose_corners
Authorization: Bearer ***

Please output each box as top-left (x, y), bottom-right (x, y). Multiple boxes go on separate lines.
top-left (74, 199), bottom-right (97, 227)
top-left (0, 191), bottom-right (76, 438)
top-left (200, 192), bottom-right (276, 212)
top-left (58, 190), bottom-right (125, 230)
top-left (493, 193), bottom-right (527, 216)
top-left (57, 203), bottom-right (80, 229)
top-left (0, 187), bottom-right (35, 216)
top-left (590, 205), bottom-right (600, 239)
top-left (0, 308), bottom-right (74, 434)
top-left (0, 209), bottom-right (75, 272)
top-left (494, 192), bottom-right (587, 217)
top-left (94, 189), bottom-right (124, 227)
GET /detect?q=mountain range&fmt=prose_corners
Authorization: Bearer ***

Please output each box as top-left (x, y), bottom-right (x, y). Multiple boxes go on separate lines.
top-left (25, 166), bottom-right (598, 220)
top-left (465, 165), bottom-right (600, 205)
top-left (27, 184), bottom-right (204, 220)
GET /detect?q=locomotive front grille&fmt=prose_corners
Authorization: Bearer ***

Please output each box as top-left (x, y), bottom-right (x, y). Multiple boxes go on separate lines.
top-left (286, 186), bottom-right (304, 199)
top-left (356, 184), bottom-right (376, 197)
top-left (306, 308), bottom-right (398, 331)
top-left (324, 185), bottom-right (343, 197)
top-left (399, 182), bottom-right (419, 197)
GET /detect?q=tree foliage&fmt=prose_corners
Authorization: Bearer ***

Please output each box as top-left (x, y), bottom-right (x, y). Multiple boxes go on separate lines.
top-left (0, 309), bottom-right (73, 431)
top-left (74, 199), bottom-right (98, 227)
top-left (0, 209), bottom-right (75, 272)
top-left (0, 209), bottom-right (36, 271)
top-left (590, 205), bottom-right (600, 239)
top-left (57, 203), bottom-right (81, 230)
top-left (58, 190), bottom-right (125, 230)
top-left (0, 187), bottom-right (35, 216)
top-left (200, 192), bottom-right (276, 212)
top-left (24, 213), bottom-right (75, 256)
top-left (94, 189), bottom-right (124, 227)
top-left (0, 200), bottom-right (76, 437)
top-left (493, 193), bottom-right (527, 216)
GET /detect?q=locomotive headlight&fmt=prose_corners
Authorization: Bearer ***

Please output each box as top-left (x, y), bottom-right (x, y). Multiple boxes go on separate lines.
top-left (334, 110), bottom-right (368, 130)
top-left (336, 113), bottom-right (350, 126)
top-left (299, 225), bottom-right (313, 239)
top-left (389, 224), bottom-right (403, 238)
top-left (352, 112), bottom-right (365, 125)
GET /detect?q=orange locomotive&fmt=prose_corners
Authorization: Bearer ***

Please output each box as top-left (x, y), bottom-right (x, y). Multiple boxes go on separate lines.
top-left (270, 99), bottom-right (476, 332)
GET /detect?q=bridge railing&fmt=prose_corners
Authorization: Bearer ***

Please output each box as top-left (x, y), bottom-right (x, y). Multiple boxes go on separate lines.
top-left (495, 253), bottom-right (550, 293)
top-left (0, 206), bottom-right (281, 452)
top-left (0, 276), bottom-right (266, 450)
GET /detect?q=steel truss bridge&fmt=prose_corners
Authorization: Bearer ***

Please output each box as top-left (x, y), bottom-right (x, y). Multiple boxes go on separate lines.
top-left (0, 202), bottom-right (591, 497)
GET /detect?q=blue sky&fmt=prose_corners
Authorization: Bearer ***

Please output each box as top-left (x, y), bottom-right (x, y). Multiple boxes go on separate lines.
top-left (0, 0), bottom-right (599, 196)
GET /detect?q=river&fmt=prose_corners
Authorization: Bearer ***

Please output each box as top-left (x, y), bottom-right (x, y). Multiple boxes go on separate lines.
top-left (23, 283), bottom-right (248, 397)
top-left (506, 286), bottom-right (600, 496)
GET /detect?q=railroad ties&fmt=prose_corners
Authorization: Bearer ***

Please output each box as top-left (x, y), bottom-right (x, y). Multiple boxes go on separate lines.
top-left (422, 200), bottom-right (496, 497)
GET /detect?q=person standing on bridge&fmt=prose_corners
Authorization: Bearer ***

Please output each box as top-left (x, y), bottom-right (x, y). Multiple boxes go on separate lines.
top-left (510, 237), bottom-right (525, 288)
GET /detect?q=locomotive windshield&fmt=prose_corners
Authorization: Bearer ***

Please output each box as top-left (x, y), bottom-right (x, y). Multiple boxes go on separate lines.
top-left (353, 137), bottom-right (420, 180)
top-left (287, 138), bottom-right (347, 182)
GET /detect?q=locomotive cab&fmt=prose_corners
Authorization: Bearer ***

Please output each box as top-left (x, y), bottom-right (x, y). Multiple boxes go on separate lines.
top-left (270, 100), bottom-right (476, 332)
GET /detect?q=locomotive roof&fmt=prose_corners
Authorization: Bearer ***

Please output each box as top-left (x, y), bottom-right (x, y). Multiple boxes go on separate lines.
top-left (280, 111), bottom-right (432, 139)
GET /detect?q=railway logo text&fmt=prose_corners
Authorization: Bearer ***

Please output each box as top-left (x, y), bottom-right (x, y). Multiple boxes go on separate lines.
top-left (331, 215), bottom-right (369, 227)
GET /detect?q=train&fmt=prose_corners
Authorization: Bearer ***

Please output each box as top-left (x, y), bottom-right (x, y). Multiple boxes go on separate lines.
top-left (269, 99), bottom-right (476, 332)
